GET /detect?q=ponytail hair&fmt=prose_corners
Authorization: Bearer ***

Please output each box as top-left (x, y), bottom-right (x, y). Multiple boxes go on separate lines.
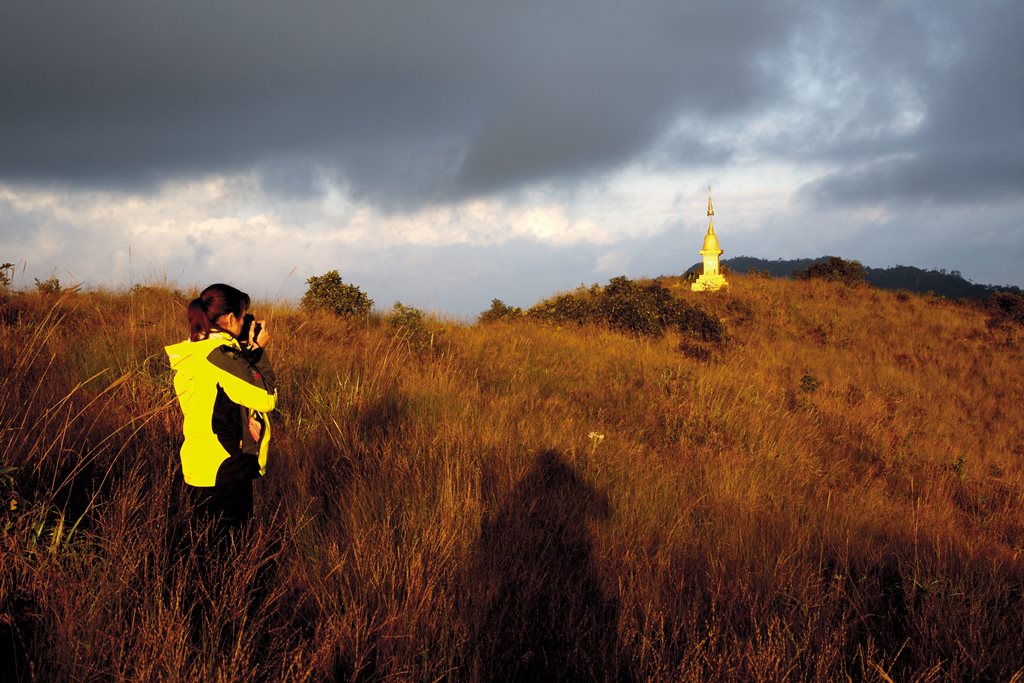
top-left (187, 283), bottom-right (251, 341)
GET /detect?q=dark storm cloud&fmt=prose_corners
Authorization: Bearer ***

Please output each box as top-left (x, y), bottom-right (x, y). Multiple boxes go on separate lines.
top-left (0, 0), bottom-right (789, 204)
top-left (3, 1), bottom-right (1020, 212)
top-left (254, 161), bottom-right (336, 202)
top-left (797, 1), bottom-right (1024, 206)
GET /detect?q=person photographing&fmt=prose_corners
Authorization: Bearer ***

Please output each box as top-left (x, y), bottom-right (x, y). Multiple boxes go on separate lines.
top-left (165, 283), bottom-right (277, 534)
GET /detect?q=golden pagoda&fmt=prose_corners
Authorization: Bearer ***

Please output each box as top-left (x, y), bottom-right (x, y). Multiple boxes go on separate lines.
top-left (691, 188), bottom-right (728, 292)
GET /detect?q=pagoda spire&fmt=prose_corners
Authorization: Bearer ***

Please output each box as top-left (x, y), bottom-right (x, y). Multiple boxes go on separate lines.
top-left (706, 186), bottom-right (716, 235)
top-left (691, 186), bottom-right (728, 292)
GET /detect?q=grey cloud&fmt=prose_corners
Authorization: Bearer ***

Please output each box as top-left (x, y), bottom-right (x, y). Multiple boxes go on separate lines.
top-left (454, 3), bottom-right (790, 194)
top-left (0, 0), bottom-right (791, 205)
top-left (0, 198), bottom-right (39, 243)
top-left (254, 161), bottom-right (336, 202)
top-left (0, 193), bottom-right (72, 244)
top-left (795, 1), bottom-right (1024, 205)
top-left (643, 123), bottom-right (737, 171)
top-left (2, 0), bottom-right (1021, 249)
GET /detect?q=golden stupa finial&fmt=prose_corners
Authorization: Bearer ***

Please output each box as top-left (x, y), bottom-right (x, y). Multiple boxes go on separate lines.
top-left (692, 185), bottom-right (728, 292)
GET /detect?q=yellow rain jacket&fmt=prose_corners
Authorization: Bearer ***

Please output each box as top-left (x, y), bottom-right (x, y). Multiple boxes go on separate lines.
top-left (165, 331), bottom-right (277, 487)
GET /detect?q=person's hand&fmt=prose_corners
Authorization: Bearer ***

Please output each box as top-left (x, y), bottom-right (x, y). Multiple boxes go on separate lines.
top-left (248, 413), bottom-right (263, 442)
top-left (251, 320), bottom-right (270, 348)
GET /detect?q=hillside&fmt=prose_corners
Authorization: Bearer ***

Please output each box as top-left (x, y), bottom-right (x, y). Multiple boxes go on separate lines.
top-left (688, 256), bottom-right (1022, 300)
top-left (1, 276), bottom-right (1023, 681)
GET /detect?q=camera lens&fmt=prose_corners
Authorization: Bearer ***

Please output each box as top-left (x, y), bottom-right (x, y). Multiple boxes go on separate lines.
top-left (240, 313), bottom-right (255, 342)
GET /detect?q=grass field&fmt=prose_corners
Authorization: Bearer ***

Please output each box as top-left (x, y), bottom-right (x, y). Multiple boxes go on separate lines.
top-left (1, 274), bottom-right (1022, 681)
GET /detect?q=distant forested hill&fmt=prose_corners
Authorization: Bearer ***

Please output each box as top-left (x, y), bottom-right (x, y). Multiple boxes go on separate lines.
top-left (686, 256), bottom-right (1021, 300)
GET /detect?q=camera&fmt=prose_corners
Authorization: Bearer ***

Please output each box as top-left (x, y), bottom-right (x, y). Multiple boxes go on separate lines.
top-left (240, 313), bottom-right (262, 347)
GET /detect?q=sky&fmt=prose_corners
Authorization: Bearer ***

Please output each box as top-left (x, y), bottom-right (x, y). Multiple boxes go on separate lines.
top-left (1, 0), bottom-right (1022, 316)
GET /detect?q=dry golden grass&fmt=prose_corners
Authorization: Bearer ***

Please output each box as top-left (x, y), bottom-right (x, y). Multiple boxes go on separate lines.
top-left (1, 274), bottom-right (1022, 681)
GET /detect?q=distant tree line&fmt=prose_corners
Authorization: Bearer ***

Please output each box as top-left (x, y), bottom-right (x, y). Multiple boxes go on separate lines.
top-left (695, 256), bottom-right (1022, 300)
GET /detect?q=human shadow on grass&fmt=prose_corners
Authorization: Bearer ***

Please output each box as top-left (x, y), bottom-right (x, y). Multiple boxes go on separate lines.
top-left (463, 449), bottom-right (625, 682)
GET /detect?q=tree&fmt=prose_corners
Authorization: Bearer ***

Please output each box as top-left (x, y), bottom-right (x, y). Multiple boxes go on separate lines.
top-left (300, 270), bottom-right (373, 317)
top-left (793, 256), bottom-right (867, 286)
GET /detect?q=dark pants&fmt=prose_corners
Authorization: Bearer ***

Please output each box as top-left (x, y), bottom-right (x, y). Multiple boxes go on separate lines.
top-left (188, 479), bottom-right (254, 533)
top-left (181, 479), bottom-right (255, 646)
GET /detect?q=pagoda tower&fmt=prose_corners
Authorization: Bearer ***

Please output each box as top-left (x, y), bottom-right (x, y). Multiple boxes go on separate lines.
top-left (691, 188), bottom-right (728, 292)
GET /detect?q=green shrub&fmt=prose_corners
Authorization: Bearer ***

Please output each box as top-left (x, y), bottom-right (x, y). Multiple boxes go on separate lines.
top-left (599, 276), bottom-right (662, 336)
top-left (130, 283), bottom-right (186, 300)
top-left (34, 277), bottom-right (61, 295)
top-left (478, 299), bottom-right (524, 324)
top-left (390, 301), bottom-right (442, 352)
top-left (390, 301), bottom-right (424, 329)
top-left (300, 270), bottom-right (373, 318)
top-left (794, 256), bottom-right (867, 286)
top-left (0, 262), bottom-right (14, 291)
top-left (528, 288), bottom-right (599, 326)
top-left (670, 302), bottom-right (726, 342)
top-left (526, 276), bottom-right (725, 341)
top-left (602, 277), bottom-right (724, 341)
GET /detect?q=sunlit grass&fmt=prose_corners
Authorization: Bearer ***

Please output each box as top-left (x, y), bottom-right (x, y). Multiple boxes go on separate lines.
top-left (1, 274), bottom-right (1022, 680)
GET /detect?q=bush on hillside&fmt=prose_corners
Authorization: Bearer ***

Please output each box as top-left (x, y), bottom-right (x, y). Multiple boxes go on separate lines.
top-left (526, 276), bottom-right (725, 341)
top-left (301, 270), bottom-right (373, 318)
top-left (390, 301), bottom-right (425, 329)
top-left (599, 276), bottom-right (663, 336)
top-left (130, 283), bottom-right (187, 300)
top-left (390, 301), bottom-right (442, 351)
top-left (34, 277), bottom-right (62, 295)
top-left (478, 299), bottom-right (524, 324)
top-left (793, 256), bottom-right (867, 286)
top-left (0, 262), bottom-right (14, 291)
top-left (672, 300), bottom-right (727, 341)
top-left (528, 288), bottom-right (600, 326)
top-left (985, 290), bottom-right (1024, 328)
